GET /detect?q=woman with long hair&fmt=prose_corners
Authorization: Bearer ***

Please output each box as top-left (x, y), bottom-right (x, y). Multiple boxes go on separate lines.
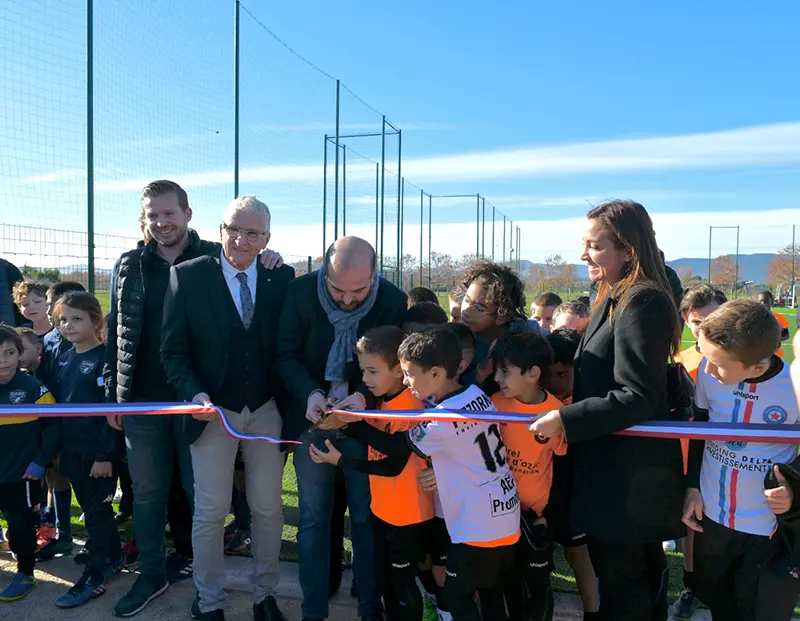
top-left (531, 200), bottom-right (684, 621)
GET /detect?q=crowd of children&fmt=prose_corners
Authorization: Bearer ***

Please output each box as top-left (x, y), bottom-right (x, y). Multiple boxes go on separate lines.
top-left (2, 263), bottom-right (799, 621)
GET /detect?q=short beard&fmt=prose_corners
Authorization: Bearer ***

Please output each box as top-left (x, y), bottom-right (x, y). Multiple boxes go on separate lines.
top-left (154, 225), bottom-right (188, 248)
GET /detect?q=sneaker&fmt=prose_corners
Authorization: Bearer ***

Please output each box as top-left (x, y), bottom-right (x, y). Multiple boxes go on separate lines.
top-left (224, 529), bottom-right (251, 557)
top-left (55, 574), bottom-right (106, 608)
top-left (223, 521), bottom-right (237, 544)
top-left (74, 545), bottom-right (90, 565)
top-left (191, 593), bottom-right (201, 621)
top-left (35, 524), bottom-right (57, 553)
top-left (122, 539), bottom-right (140, 569)
top-left (115, 510), bottom-right (132, 524)
top-left (113, 575), bottom-right (169, 618)
top-left (105, 556), bottom-right (124, 582)
top-left (254, 596), bottom-right (286, 621)
top-left (36, 535), bottom-right (73, 561)
top-left (0, 572), bottom-right (36, 602)
top-left (165, 550), bottom-right (193, 584)
top-left (671, 588), bottom-right (698, 620)
top-left (662, 540), bottom-right (677, 552)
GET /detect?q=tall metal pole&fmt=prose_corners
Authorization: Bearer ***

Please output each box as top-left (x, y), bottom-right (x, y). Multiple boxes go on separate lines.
top-left (481, 197), bottom-right (486, 258)
top-left (517, 227), bottom-right (522, 273)
top-left (233, 0), bottom-right (241, 198)
top-left (322, 135), bottom-right (328, 257)
top-left (491, 205), bottom-right (495, 261)
top-left (734, 225), bottom-right (740, 295)
top-left (476, 195), bottom-right (480, 258)
top-left (428, 195), bottom-right (432, 289)
top-left (510, 220), bottom-right (514, 261)
top-left (86, 0), bottom-right (95, 292)
top-left (419, 189), bottom-right (423, 284)
top-left (380, 116), bottom-right (386, 275)
top-left (374, 163), bottom-right (379, 253)
top-left (396, 129), bottom-right (402, 285)
top-left (503, 215), bottom-right (506, 263)
top-left (341, 146), bottom-right (346, 237)
top-left (792, 225), bottom-right (796, 307)
top-left (398, 178), bottom-right (404, 287)
top-left (707, 225), bottom-right (712, 282)
top-left (333, 80), bottom-right (340, 240)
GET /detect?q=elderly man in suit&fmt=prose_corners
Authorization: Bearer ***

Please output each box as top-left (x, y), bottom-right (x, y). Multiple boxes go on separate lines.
top-left (276, 236), bottom-right (407, 621)
top-left (161, 196), bottom-right (294, 621)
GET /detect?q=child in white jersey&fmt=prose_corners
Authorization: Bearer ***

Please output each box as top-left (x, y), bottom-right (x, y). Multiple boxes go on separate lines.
top-left (683, 300), bottom-right (799, 621)
top-left (398, 329), bottom-right (520, 621)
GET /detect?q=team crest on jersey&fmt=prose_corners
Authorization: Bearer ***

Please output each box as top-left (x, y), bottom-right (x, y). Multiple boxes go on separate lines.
top-left (409, 423), bottom-right (428, 443)
top-left (763, 406), bottom-right (788, 425)
top-left (9, 390), bottom-right (27, 404)
top-left (79, 360), bottom-right (96, 375)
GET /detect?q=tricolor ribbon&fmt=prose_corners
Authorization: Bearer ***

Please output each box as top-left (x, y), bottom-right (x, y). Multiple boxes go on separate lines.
top-left (0, 403), bottom-right (299, 445)
top-left (328, 408), bottom-right (800, 445)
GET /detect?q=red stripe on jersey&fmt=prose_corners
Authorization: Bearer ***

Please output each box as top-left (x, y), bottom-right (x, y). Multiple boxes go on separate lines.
top-left (728, 469), bottom-right (739, 529)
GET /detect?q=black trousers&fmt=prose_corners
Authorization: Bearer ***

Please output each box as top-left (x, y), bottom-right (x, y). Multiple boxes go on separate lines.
top-left (329, 467), bottom-right (348, 596)
top-left (166, 452), bottom-right (193, 558)
top-left (374, 517), bottom-right (429, 621)
top-left (442, 542), bottom-right (516, 621)
top-left (503, 514), bottom-right (554, 621)
top-left (0, 481), bottom-right (38, 576)
top-left (61, 451), bottom-right (121, 582)
top-left (587, 538), bottom-right (668, 621)
top-left (694, 517), bottom-right (800, 621)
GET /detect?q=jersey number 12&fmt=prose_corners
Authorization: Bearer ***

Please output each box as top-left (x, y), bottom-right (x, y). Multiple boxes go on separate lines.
top-left (474, 423), bottom-right (506, 473)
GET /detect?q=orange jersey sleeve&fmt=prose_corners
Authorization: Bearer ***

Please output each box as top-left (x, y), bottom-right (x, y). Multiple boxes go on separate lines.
top-left (774, 312), bottom-right (789, 358)
top-left (675, 344), bottom-right (704, 382)
top-left (493, 391), bottom-right (565, 515)
top-left (367, 390), bottom-right (434, 526)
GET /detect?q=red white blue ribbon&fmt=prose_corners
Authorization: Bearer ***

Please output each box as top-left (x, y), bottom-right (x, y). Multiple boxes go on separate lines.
top-left (328, 408), bottom-right (800, 445)
top-left (0, 403), bottom-right (298, 445)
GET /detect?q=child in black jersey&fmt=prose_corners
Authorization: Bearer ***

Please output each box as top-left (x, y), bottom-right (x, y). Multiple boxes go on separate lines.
top-left (51, 292), bottom-right (122, 609)
top-left (0, 326), bottom-right (58, 603)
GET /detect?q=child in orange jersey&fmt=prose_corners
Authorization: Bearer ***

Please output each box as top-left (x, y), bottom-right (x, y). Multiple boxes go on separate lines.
top-left (670, 284), bottom-right (723, 620)
top-left (757, 290), bottom-right (790, 358)
top-left (310, 326), bottom-right (434, 621)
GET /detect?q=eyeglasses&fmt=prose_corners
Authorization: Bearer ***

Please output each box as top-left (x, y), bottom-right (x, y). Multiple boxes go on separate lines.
top-left (220, 223), bottom-right (267, 243)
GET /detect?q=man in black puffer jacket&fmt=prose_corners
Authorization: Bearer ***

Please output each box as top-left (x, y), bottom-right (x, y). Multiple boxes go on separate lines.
top-left (103, 180), bottom-right (284, 618)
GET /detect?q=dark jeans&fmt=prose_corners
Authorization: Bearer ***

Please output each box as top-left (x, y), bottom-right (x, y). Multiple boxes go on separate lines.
top-left (61, 451), bottom-right (121, 582)
top-left (329, 468), bottom-right (347, 595)
top-left (0, 481), bottom-right (38, 575)
top-left (167, 453), bottom-right (193, 558)
top-left (587, 538), bottom-right (668, 621)
top-left (125, 413), bottom-right (194, 582)
top-left (294, 430), bottom-right (382, 619)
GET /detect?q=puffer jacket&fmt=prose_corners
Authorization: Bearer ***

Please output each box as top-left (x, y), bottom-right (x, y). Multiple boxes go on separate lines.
top-left (103, 231), bottom-right (219, 403)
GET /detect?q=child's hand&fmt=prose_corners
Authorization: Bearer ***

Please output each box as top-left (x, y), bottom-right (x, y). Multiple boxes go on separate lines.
top-left (309, 439), bottom-right (342, 466)
top-left (682, 488), bottom-right (704, 532)
top-left (318, 413), bottom-right (352, 431)
top-left (765, 465), bottom-right (793, 515)
top-left (90, 461), bottom-right (113, 479)
top-left (418, 467), bottom-right (438, 492)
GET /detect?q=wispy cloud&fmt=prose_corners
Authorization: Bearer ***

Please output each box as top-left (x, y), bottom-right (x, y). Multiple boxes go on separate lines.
top-left (19, 120), bottom-right (800, 192)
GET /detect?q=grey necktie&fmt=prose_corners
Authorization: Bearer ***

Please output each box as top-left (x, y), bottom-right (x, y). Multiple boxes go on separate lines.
top-left (235, 272), bottom-right (254, 329)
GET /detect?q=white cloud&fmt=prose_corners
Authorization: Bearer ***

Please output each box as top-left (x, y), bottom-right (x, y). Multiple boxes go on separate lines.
top-left (26, 120), bottom-right (800, 193)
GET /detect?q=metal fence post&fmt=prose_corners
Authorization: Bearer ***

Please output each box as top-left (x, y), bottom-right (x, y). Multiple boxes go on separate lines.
top-left (233, 0), bottom-right (240, 199)
top-left (396, 129), bottom-right (402, 285)
top-left (428, 195), bottom-right (432, 289)
top-left (334, 80), bottom-right (340, 240)
top-left (342, 145), bottom-right (346, 237)
top-left (86, 0), bottom-right (95, 292)
top-left (374, 163), bottom-right (379, 253)
top-left (380, 116), bottom-right (386, 273)
top-left (476, 195), bottom-right (480, 258)
top-left (491, 204), bottom-right (495, 261)
top-left (419, 189), bottom-right (423, 284)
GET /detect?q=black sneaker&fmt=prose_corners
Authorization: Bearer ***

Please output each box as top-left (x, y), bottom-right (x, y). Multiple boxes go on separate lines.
top-left (253, 596), bottom-right (287, 621)
top-left (191, 593), bottom-right (201, 621)
top-left (165, 550), bottom-right (193, 584)
top-left (113, 575), bottom-right (169, 618)
top-left (74, 545), bottom-right (90, 565)
top-left (36, 535), bottom-right (74, 561)
top-left (671, 588), bottom-right (698, 621)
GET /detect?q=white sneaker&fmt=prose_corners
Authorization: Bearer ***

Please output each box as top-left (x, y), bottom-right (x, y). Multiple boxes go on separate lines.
top-left (663, 540), bottom-right (677, 552)
top-left (437, 608), bottom-right (454, 621)
top-left (415, 576), bottom-right (437, 606)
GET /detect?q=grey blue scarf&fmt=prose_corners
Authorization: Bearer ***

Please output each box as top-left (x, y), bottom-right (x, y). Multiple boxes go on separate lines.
top-left (317, 268), bottom-right (380, 383)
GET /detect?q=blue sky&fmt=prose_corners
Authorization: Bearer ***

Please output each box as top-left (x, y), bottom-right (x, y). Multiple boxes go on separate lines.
top-left (2, 0), bottom-right (800, 269)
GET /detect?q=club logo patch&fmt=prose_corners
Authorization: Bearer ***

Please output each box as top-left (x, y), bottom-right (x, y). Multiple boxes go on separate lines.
top-left (9, 390), bottom-right (27, 404)
top-left (726, 441), bottom-right (747, 450)
top-left (409, 423), bottom-right (428, 443)
top-left (763, 406), bottom-right (788, 425)
top-left (79, 360), bottom-right (96, 375)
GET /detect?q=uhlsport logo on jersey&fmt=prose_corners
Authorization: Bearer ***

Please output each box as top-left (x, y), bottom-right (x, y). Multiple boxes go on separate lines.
top-left (763, 406), bottom-right (788, 424)
top-left (79, 360), bottom-right (96, 375)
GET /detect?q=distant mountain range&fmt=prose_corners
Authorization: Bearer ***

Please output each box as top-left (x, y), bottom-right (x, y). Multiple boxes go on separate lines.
top-left (521, 253), bottom-right (778, 284)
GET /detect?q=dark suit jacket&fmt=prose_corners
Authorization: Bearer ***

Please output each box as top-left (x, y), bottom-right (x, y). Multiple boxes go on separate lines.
top-left (275, 271), bottom-right (407, 441)
top-left (160, 254), bottom-right (294, 444)
top-left (560, 285), bottom-right (684, 544)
